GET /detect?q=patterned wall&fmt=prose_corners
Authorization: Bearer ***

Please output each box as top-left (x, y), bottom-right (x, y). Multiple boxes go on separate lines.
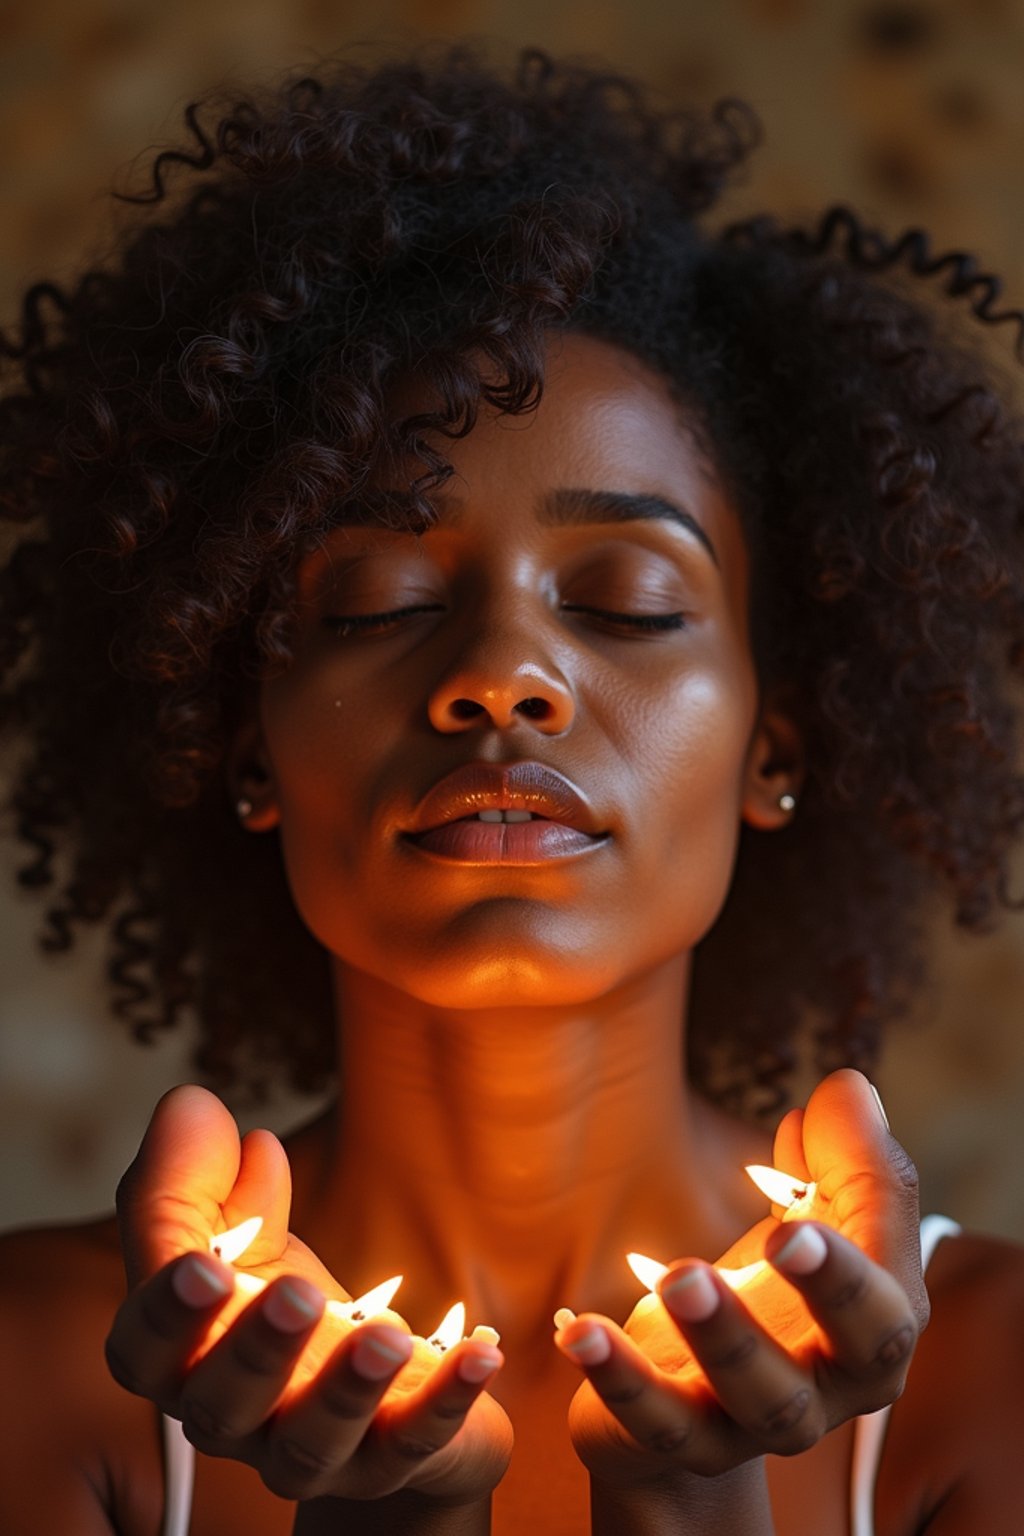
top-left (2, 0), bottom-right (1024, 1238)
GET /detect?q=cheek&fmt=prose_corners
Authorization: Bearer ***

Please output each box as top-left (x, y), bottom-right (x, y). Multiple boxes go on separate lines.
top-left (618, 662), bottom-right (756, 922)
top-left (258, 671), bottom-right (380, 920)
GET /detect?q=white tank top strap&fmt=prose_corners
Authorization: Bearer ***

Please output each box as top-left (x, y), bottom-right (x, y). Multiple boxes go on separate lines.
top-left (161, 1412), bottom-right (195, 1536)
top-left (848, 1213), bottom-right (961, 1536)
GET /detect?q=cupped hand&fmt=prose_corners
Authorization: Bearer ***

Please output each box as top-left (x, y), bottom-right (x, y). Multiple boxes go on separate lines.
top-left (105, 1085), bottom-right (512, 1505)
top-left (557, 1069), bottom-right (928, 1487)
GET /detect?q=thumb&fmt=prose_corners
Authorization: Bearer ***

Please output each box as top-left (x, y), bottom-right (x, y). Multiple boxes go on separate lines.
top-left (115, 1083), bottom-right (243, 1286)
top-left (802, 1068), bottom-right (920, 1280)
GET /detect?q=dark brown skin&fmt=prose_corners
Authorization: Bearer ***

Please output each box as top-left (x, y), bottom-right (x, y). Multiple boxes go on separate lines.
top-left (2, 334), bottom-right (1023, 1534)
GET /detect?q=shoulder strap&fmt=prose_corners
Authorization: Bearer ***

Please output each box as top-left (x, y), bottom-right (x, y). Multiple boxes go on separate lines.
top-left (848, 1215), bottom-right (961, 1536)
top-left (161, 1413), bottom-right (196, 1536)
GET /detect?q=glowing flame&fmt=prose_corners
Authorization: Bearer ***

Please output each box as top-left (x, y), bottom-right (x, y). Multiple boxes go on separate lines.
top-left (627, 1251), bottom-right (668, 1290)
top-left (627, 1249), bottom-right (767, 1294)
top-left (326, 1274), bottom-right (404, 1322)
top-left (744, 1164), bottom-right (816, 1208)
top-left (210, 1215), bottom-right (263, 1264)
top-left (209, 1216), bottom-right (403, 1322)
top-left (428, 1301), bottom-right (466, 1353)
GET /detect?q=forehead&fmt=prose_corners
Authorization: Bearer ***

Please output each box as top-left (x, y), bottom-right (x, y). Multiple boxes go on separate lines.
top-left (383, 332), bottom-right (749, 607)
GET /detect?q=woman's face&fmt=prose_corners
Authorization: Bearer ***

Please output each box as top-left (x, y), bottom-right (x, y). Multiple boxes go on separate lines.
top-left (255, 333), bottom-right (787, 1009)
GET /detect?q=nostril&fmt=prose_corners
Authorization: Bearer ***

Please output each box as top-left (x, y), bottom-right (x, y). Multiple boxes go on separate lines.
top-left (450, 698), bottom-right (485, 721)
top-left (516, 697), bottom-right (550, 720)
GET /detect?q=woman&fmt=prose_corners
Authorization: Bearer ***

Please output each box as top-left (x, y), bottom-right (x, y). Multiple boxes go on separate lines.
top-left (1, 46), bottom-right (1022, 1535)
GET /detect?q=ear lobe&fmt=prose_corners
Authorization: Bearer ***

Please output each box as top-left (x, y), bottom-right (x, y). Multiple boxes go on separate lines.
top-left (741, 701), bottom-right (805, 832)
top-left (226, 716), bottom-right (281, 833)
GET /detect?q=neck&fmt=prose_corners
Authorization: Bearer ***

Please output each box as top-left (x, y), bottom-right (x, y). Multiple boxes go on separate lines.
top-left (291, 956), bottom-right (765, 1345)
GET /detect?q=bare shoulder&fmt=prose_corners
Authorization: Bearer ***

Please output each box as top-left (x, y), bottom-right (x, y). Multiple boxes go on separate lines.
top-left (879, 1228), bottom-right (1024, 1534)
top-left (0, 1217), bottom-right (162, 1536)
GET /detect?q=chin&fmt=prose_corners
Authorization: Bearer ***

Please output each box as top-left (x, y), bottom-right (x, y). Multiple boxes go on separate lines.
top-left (382, 939), bottom-right (625, 1011)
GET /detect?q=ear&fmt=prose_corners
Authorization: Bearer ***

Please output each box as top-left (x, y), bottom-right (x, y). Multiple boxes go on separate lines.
top-left (740, 692), bottom-right (805, 832)
top-left (225, 713), bottom-right (281, 833)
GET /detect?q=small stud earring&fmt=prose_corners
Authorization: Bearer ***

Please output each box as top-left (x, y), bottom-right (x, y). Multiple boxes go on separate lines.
top-left (236, 796), bottom-right (254, 820)
top-left (778, 792), bottom-right (797, 814)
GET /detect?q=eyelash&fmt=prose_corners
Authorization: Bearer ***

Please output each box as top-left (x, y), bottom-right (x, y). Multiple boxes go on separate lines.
top-left (323, 605), bottom-right (686, 637)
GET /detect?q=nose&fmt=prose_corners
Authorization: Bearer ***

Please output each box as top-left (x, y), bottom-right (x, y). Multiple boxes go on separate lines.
top-left (427, 616), bottom-right (576, 737)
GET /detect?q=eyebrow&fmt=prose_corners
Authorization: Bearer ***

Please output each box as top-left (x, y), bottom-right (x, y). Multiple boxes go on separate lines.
top-left (333, 485), bottom-right (720, 568)
top-left (543, 488), bottom-right (719, 568)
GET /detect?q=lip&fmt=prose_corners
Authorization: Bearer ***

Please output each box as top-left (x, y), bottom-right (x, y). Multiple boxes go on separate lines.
top-left (403, 761), bottom-right (609, 863)
top-left (406, 761), bottom-right (607, 836)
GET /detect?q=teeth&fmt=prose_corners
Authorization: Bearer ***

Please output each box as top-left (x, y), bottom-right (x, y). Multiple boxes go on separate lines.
top-left (476, 809), bottom-right (534, 823)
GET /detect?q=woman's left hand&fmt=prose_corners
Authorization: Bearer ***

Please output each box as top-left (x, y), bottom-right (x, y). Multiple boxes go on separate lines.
top-left (557, 1069), bottom-right (929, 1491)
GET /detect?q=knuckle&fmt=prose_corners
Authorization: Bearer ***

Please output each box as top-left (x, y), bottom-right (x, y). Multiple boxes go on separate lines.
top-left (320, 1384), bottom-right (374, 1422)
top-left (600, 1381), bottom-right (646, 1408)
top-left (762, 1388), bottom-right (812, 1439)
top-left (229, 1338), bottom-right (285, 1380)
top-left (392, 1434), bottom-right (443, 1461)
top-left (181, 1400), bottom-right (230, 1446)
top-left (827, 1272), bottom-right (871, 1312)
top-left (638, 1424), bottom-right (690, 1455)
top-left (887, 1144), bottom-right (920, 1198)
top-left (275, 1437), bottom-right (337, 1479)
top-left (874, 1322), bottom-right (917, 1370)
top-left (704, 1330), bottom-right (759, 1372)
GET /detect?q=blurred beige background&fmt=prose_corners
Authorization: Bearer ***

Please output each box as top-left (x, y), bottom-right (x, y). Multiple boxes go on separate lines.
top-left (2, 0), bottom-right (1024, 1239)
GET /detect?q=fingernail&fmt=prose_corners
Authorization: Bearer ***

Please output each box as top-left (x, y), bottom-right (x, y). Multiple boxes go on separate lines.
top-left (172, 1253), bottom-right (233, 1308)
top-left (771, 1222), bottom-right (828, 1276)
top-left (350, 1327), bottom-right (413, 1381)
top-left (660, 1264), bottom-right (720, 1322)
top-left (457, 1347), bottom-right (503, 1384)
top-left (869, 1082), bottom-right (891, 1132)
top-left (561, 1325), bottom-right (611, 1366)
top-left (263, 1279), bottom-right (324, 1334)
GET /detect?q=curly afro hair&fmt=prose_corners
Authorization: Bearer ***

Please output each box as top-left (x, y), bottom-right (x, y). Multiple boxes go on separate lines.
top-left (3, 45), bottom-right (1024, 1117)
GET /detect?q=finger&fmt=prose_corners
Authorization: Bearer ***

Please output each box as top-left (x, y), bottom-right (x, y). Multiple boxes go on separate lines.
top-left (765, 1221), bottom-right (921, 1408)
top-left (368, 1339), bottom-right (505, 1488)
top-left (266, 1325), bottom-right (417, 1498)
top-left (801, 1070), bottom-right (923, 1306)
top-left (556, 1313), bottom-right (703, 1458)
top-left (658, 1263), bottom-right (824, 1455)
top-left (104, 1250), bottom-right (235, 1406)
top-left (178, 1275), bottom-right (326, 1446)
top-left (116, 1086), bottom-right (242, 1285)
top-left (220, 1127), bottom-right (292, 1265)
top-left (772, 1108), bottom-right (809, 1186)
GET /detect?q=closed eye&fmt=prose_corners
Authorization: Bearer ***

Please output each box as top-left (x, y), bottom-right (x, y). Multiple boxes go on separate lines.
top-left (562, 605), bottom-right (686, 632)
top-left (322, 605), bottom-right (443, 637)
top-left (322, 604), bottom-right (686, 639)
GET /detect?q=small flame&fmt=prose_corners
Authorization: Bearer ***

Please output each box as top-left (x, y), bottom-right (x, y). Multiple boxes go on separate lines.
top-left (326, 1274), bottom-right (404, 1322)
top-left (744, 1164), bottom-right (815, 1208)
top-left (209, 1215), bottom-right (263, 1264)
top-left (629, 1249), bottom-right (766, 1294)
top-left (428, 1301), bottom-right (466, 1353)
top-left (720, 1260), bottom-right (767, 1288)
top-left (627, 1251), bottom-right (669, 1290)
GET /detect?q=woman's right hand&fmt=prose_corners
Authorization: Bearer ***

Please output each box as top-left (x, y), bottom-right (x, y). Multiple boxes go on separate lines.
top-left (105, 1085), bottom-right (513, 1508)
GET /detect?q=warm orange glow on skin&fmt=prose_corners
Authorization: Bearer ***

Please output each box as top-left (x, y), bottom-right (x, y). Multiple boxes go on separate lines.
top-left (627, 1248), bottom-right (768, 1292)
top-left (624, 1162), bottom-right (819, 1302)
top-left (208, 1215), bottom-right (403, 1321)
